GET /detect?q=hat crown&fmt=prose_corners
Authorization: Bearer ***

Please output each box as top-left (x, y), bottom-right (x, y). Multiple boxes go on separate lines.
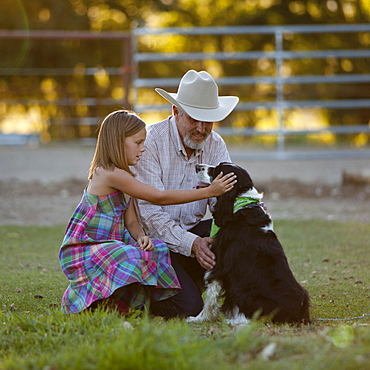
top-left (155, 69), bottom-right (239, 122)
top-left (176, 70), bottom-right (219, 109)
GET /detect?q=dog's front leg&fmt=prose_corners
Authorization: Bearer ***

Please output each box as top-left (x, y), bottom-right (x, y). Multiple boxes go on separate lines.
top-left (224, 306), bottom-right (250, 326)
top-left (186, 280), bottom-right (222, 323)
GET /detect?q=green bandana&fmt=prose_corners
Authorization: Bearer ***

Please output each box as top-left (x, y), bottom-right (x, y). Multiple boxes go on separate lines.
top-left (210, 196), bottom-right (260, 238)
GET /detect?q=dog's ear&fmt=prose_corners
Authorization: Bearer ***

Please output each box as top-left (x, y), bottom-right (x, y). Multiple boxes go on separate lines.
top-left (236, 168), bottom-right (254, 189)
top-left (213, 184), bottom-right (239, 227)
top-left (219, 161), bottom-right (233, 166)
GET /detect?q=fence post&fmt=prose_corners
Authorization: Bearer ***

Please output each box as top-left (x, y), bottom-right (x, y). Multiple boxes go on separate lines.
top-left (122, 36), bottom-right (132, 109)
top-left (275, 29), bottom-right (285, 153)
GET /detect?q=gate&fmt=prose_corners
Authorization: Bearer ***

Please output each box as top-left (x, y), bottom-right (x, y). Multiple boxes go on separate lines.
top-left (132, 24), bottom-right (370, 159)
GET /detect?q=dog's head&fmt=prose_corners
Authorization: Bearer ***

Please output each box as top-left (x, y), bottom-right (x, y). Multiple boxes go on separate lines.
top-left (196, 162), bottom-right (262, 227)
top-left (196, 162), bottom-right (255, 197)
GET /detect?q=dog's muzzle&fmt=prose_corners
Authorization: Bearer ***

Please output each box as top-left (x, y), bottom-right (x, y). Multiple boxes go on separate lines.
top-left (195, 164), bottom-right (215, 184)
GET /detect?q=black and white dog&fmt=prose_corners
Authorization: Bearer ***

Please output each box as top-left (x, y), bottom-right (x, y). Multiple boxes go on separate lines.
top-left (187, 162), bottom-right (310, 326)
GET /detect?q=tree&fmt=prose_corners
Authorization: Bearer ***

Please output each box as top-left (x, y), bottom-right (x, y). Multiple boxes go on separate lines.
top-left (0, 0), bottom-right (369, 144)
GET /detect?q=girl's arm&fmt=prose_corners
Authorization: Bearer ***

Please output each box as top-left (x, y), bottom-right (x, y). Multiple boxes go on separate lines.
top-left (106, 167), bottom-right (236, 205)
top-left (124, 200), bottom-right (154, 251)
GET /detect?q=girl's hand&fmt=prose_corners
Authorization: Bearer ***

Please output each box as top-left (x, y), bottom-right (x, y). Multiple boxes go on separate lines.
top-left (208, 172), bottom-right (237, 197)
top-left (137, 235), bottom-right (154, 251)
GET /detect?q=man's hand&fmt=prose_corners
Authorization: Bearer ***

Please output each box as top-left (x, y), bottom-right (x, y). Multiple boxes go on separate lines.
top-left (192, 237), bottom-right (216, 270)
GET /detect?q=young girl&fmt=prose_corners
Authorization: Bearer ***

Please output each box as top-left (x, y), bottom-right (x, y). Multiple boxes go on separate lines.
top-left (59, 110), bottom-right (236, 315)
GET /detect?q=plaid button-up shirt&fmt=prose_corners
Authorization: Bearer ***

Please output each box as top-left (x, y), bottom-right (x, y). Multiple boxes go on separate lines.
top-left (134, 116), bottom-right (231, 256)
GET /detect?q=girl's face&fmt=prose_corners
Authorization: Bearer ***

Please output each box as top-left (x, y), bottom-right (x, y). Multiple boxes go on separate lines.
top-left (125, 128), bottom-right (146, 166)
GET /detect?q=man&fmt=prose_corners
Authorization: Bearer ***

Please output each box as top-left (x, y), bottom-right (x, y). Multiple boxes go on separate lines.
top-left (134, 70), bottom-right (239, 318)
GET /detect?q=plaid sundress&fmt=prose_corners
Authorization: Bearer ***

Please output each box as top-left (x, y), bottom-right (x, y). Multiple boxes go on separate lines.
top-left (59, 190), bottom-right (181, 314)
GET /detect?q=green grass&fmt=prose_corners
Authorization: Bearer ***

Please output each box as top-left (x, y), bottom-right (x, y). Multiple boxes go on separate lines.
top-left (1, 221), bottom-right (370, 369)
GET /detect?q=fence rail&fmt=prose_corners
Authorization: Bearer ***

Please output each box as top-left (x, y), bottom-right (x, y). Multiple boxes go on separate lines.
top-left (132, 24), bottom-right (370, 157)
top-left (1, 25), bottom-right (370, 159)
top-left (0, 29), bottom-right (132, 111)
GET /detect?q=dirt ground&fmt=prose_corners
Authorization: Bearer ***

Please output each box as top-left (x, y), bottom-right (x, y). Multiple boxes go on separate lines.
top-left (1, 145), bottom-right (369, 226)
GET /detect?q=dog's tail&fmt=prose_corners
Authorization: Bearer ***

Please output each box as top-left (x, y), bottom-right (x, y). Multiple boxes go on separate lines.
top-left (301, 288), bottom-right (311, 324)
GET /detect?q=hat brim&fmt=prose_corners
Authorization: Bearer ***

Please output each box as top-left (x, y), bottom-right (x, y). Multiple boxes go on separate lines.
top-left (156, 88), bottom-right (239, 122)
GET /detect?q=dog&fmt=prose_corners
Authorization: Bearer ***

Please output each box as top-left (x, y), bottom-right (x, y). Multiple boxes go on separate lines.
top-left (187, 162), bottom-right (310, 326)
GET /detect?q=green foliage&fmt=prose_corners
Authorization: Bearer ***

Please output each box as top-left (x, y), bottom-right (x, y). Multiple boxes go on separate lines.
top-left (1, 309), bottom-right (370, 369)
top-left (1, 0), bottom-right (370, 143)
top-left (1, 221), bottom-right (370, 369)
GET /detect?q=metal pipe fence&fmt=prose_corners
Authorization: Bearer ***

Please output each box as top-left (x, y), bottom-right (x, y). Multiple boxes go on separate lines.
top-left (1, 25), bottom-right (370, 159)
top-left (0, 29), bottom-right (132, 144)
top-left (132, 24), bottom-right (370, 158)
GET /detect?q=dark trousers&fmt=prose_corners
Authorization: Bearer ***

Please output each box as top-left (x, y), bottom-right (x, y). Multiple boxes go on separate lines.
top-left (150, 219), bottom-right (212, 319)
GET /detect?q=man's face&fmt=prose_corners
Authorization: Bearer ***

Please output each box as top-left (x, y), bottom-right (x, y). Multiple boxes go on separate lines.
top-left (174, 108), bottom-right (213, 150)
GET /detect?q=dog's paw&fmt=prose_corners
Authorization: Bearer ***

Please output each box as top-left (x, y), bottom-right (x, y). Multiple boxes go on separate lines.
top-left (186, 315), bottom-right (205, 323)
top-left (225, 314), bottom-right (250, 326)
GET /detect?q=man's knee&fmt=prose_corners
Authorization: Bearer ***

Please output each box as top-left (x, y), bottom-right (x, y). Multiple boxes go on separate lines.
top-left (180, 293), bottom-right (203, 317)
top-left (150, 289), bottom-right (203, 319)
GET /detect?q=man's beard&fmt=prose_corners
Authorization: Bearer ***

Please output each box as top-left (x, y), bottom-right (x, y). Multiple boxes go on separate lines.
top-left (183, 131), bottom-right (210, 150)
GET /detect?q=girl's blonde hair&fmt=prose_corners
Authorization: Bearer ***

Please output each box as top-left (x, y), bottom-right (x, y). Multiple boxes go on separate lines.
top-left (88, 110), bottom-right (146, 179)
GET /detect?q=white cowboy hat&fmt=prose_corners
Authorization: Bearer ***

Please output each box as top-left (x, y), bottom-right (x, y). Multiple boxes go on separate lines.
top-left (155, 70), bottom-right (239, 122)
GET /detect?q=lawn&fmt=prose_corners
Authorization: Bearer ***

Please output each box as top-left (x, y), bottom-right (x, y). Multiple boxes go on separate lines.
top-left (1, 220), bottom-right (370, 369)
